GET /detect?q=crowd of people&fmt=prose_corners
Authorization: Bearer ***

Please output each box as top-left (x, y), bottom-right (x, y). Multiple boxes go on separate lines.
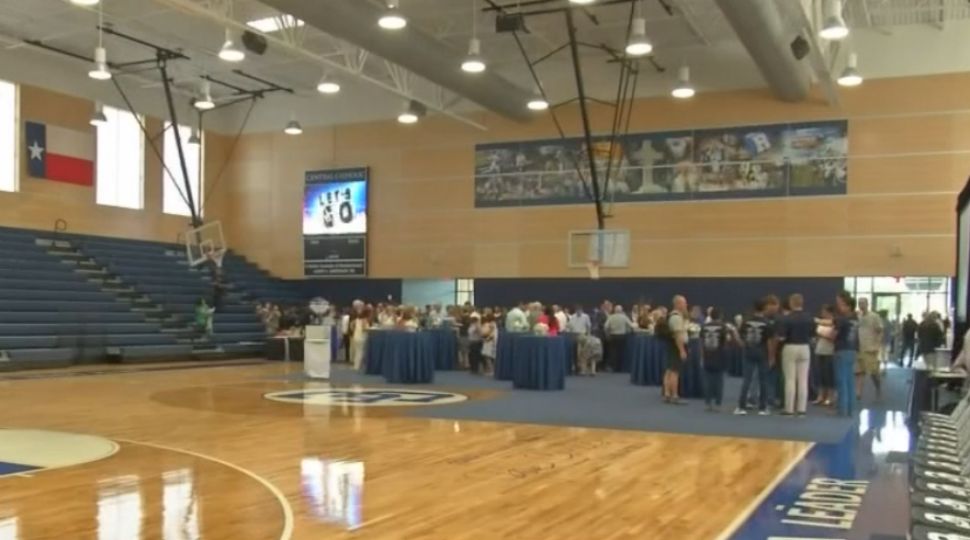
top-left (260, 292), bottom-right (955, 418)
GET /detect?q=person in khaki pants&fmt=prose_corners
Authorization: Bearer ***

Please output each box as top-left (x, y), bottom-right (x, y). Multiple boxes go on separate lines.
top-left (856, 298), bottom-right (883, 401)
top-left (777, 294), bottom-right (815, 416)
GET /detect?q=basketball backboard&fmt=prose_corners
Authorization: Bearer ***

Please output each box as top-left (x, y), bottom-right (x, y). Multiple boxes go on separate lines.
top-left (567, 229), bottom-right (630, 270)
top-left (184, 221), bottom-right (226, 267)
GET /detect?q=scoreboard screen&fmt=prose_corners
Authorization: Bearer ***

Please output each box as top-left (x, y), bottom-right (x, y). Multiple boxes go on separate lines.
top-left (303, 167), bottom-right (368, 277)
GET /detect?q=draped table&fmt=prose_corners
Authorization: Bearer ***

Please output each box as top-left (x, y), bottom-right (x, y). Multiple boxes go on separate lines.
top-left (510, 335), bottom-right (567, 391)
top-left (363, 330), bottom-right (434, 383)
top-left (496, 332), bottom-right (575, 381)
top-left (425, 328), bottom-right (458, 370)
top-left (627, 335), bottom-right (704, 398)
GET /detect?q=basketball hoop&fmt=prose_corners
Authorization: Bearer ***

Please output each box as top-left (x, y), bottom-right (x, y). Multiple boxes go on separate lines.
top-left (206, 249), bottom-right (225, 269)
top-left (586, 260), bottom-right (601, 280)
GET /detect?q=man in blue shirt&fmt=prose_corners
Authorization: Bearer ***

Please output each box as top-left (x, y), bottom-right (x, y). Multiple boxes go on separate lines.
top-left (735, 298), bottom-right (774, 415)
top-left (777, 294), bottom-right (815, 416)
top-left (832, 291), bottom-right (859, 417)
top-left (701, 308), bottom-right (736, 412)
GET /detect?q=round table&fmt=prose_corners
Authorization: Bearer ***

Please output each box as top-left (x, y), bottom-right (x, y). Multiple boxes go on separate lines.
top-left (364, 331), bottom-right (434, 383)
top-left (627, 336), bottom-right (704, 398)
top-left (511, 335), bottom-right (567, 391)
top-left (424, 328), bottom-right (458, 370)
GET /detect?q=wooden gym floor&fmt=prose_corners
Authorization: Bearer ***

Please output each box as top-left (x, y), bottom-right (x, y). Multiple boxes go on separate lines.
top-left (0, 362), bottom-right (810, 540)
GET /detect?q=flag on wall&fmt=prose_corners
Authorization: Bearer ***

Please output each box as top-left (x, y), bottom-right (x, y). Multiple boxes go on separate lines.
top-left (24, 121), bottom-right (95, 187)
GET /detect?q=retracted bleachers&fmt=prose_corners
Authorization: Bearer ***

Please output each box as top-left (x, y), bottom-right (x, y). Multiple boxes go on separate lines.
top-left (0, 227), bottom-right (189, 366)
top-left (221, 251), bottom-right (305, 304)
top-left (908, 395), bottom-right (970, 538)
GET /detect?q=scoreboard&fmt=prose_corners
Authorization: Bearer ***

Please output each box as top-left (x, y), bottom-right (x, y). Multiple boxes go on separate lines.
top-left (303, 167), bottom-right (368, 277)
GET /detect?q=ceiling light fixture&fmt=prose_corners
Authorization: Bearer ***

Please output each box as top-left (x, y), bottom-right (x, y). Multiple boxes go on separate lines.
top-left (316, 73), bottom-right (341, 94)
top-left (218, 28), bottom-right (245, 62)
top-left (819, 0), bottom-right (849, 40)
top-left (69, 0), bottom-right (101, 6)
top-left (188, 128), bottom-right (201, 145)
top-left (461, 1), bottom-right (486, 73)
top-left (837, 52), bottom-right (863, 87)
top-left (89, 102), bottom-right (107, 126)
top-left (193, 80), bottom-right (215, 110)
top-left (569, 0), bottom-right (597, 4)
top-left (88, 3), bottom-right (111, 80)
top-left (397, 100), bottom-right (425, 124)
top-left (625, 2), bottom-right (652, 57)
top-left (671, 66), bottom-right (695, 99)
top-left (379, 0), bottom-right (408, 30)
top-left (527, 96), bottom-right (549, 111)
top-left (284, 118), bottom-right (303, 135)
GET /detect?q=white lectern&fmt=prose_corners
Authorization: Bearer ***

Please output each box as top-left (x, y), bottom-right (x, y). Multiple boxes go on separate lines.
top-left (304, 325), bottom-right (332, 379)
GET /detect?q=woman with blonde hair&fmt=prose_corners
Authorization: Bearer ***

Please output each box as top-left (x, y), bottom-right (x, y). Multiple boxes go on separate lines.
top-left (350, 307), bottom-right (372, 370)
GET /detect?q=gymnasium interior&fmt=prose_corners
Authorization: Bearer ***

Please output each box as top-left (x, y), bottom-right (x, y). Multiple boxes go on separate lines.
top-left (1, 0), bottom-right (969, 539)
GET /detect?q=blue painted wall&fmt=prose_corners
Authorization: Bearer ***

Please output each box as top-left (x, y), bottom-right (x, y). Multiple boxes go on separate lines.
top-left (296, 279), bottom-right (402, 308)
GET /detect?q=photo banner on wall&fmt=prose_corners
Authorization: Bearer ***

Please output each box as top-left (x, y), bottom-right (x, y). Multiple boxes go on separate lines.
top-left (303, 167), bottom-right (369, 278)
top-left (473, 120), bottom-right (848, 207)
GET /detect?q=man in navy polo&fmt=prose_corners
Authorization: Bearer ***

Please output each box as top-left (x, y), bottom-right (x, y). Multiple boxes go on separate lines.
top-left (735, 298), bottom-right (774, 415)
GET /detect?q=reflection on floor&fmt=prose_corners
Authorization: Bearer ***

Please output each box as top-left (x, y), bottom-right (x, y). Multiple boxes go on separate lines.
top-left (0, 361), bottom-right (918, 539)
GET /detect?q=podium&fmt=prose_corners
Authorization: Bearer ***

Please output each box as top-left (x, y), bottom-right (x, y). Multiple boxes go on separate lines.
top-left (305, 325), bottom-right (332, 379)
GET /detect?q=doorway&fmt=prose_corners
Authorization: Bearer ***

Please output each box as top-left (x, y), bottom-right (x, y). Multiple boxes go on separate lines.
top-left (874, 293), bottom-right (901, 323)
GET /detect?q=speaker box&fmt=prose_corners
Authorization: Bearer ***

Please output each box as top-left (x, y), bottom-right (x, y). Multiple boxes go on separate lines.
top-left (242, 30), bottom-right (268, 55)
top-left (790, 35), bottom-right (810, 60)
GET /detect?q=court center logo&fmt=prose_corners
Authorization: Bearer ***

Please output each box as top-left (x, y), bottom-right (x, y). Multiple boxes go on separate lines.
top-left (264, 388), bottom-right (468, 407)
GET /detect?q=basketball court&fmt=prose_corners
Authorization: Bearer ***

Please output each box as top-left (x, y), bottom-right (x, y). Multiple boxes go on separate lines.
top-left (0, 0), bottom-right (964, 538)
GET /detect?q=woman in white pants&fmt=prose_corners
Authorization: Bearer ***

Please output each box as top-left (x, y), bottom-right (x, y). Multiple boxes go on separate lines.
top-left (777, 294), bottom-right (815, 416)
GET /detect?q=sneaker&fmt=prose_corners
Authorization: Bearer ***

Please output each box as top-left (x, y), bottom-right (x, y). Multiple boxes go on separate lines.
top-left (733, 408), bottom-right (747, 416)
top-left (757, 409), bottom-right (770, 416)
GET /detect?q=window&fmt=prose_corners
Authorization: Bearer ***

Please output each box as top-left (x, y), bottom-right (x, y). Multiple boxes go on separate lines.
top-left (96, 105), bottom-right (144, 209)
top-left (163, 123), bottom-right (202, 217)
top-left (0, 80), bottom-right (16, 192)
top-left (455, 279), bottom-right (475, 306)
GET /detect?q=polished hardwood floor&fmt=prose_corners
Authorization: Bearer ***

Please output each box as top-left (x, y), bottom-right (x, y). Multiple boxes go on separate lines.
top-left (0, 362), bottom-right (809, 539)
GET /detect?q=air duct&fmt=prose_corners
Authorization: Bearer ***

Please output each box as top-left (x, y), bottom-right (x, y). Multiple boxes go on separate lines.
top-left (714, 0), bottom-right (811, 102)
top-left (260, 0), bottom-right (534, 121)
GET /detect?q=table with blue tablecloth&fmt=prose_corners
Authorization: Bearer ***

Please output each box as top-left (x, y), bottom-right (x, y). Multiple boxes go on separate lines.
top-left (627, 335), bottom-right (704, 398)
top-left (425, 328), bottom-right (458, 370)
top-left (363, 330), bottom-right (434, 384)
top-left (511, 335), bottom-right (567, 390)
top-left (496, 332), bottom-right (575, 381)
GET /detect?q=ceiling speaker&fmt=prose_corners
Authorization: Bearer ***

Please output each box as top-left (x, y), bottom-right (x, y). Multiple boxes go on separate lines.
top-left (790, 35), bottom-right (810, 61)
top-left (242, 30), bottom-right (268, 55)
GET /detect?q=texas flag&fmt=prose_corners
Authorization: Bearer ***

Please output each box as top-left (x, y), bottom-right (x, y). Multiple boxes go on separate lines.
top-left (25, 121), bottom-right (95, 187)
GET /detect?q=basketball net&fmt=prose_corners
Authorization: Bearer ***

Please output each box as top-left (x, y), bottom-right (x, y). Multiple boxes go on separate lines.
top-left (585, 260), bottom-right (600, 280)
top-left (207, 249), bottom-right (225, 269)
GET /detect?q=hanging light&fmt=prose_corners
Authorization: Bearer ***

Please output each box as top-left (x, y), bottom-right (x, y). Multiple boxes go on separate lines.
top-left (218, 28), bottom-right (245, 62)
top-left (379, 0), bottom-right (408, 30)
top-left (316, 73), bottom-right (341, 94)
top-left (837, 53), bottom-right (863, 87)
top-left (88, 3), bottom-right (110, 80)
top-left (193, 80), bottom-right (215, 110)
top-left (461, 38), bottom-right (486, 73)
top-left (68, 0), bottom-right (100, 6)
top-left (819, 0), bottom-right (849, 40)
top-left (625, 7), bottom-right (652, 57)
top-left (397, 100), bottom-right (424, 124)
top-left (88, 46), bottom-right (111, 80)
top-left (569, 0), bottom-right (596, 4)
top-left (188, 128), bottom-right (201, 145)
top-left (671, 66), bottom-right (695, 99)
top-left (461, 1), bottom-right (486, 73)
top-left (89, 102), bottom-right (107, 126)
top-left (284, 118), bottom-right (303, 135)
top-left (527, 95), bottom-right (549, 111)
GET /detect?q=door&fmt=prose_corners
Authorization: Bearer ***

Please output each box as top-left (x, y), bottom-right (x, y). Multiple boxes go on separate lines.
top-left (874, 293), bottom-right (901, 322)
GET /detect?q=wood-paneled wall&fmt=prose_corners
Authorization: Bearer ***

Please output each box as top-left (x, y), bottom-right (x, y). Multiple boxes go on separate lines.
top-left (0, 84), bottom-right (216, 243)
top-left (210, 73), bottom-right (970, 279)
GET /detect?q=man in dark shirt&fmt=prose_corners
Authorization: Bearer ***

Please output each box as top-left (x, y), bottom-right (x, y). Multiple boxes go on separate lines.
top-left (900, 314), bottom-right (918, 366)
top-left (917, 312), bottom-right (945, 366)
top-left (735, 299), bottom-right (774, 415)
top-left (701, 308), bottom-right (734, 412)
top-left (777, 294), bottom-right (815, 416)
top-left (832, 290), bottom-right (859, 417)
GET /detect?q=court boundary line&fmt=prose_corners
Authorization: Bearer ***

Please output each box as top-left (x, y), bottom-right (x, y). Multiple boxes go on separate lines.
top-left (711, 441), bottom-right (815, 540)
top-left (117, 437), bottom-right (294, 540)
top-left (0, 360), bottom-right (268, 381)
top-left (0, 428), bottom-right (120, 478)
